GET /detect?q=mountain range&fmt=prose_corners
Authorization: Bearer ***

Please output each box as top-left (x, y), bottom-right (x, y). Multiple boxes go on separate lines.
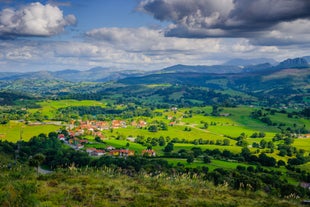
top-left (0, 56), bottom-right (309, 83)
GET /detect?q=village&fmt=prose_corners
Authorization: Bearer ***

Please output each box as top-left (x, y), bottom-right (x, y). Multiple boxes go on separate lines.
top-left (57, 119), bottom-right (156, 158)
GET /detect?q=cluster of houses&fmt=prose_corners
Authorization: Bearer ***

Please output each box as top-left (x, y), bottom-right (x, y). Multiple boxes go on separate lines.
top-left (142, 149), bottom-right (156, 157)
top-left (68, 120), bottom-right (147, 135)
top-left (86, 147), bottom-right (157, 158)
top-left (57, 132), bottom-right (156, 158)
top-left (62, 119), bottom-right (148, 145)
top-left (56, 119), bottom-right (158, 158)
top-left (73, 120), bottom-right (148, 130)
top-left (58, 134), bottom-right (89, 149)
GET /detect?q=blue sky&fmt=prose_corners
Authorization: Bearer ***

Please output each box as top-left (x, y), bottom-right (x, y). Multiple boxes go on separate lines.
top-left (0, 0), bottom-right (309, 72)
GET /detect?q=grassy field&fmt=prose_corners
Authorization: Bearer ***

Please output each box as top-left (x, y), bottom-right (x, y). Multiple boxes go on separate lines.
top-left (173, 143), bottom-right (242, 154)
top-left (299, 162), bottom-right (310, 172)
top-left (167, 158), bottom-right (253, 171)
top-left (0, 121), bottom-right (60, 142)
top-left (223, 107), bottom-right (280, 132)
top-left (104, 125), bottom-right (224, 141)
top-left (85, 139), bottom-right (147, 152)
top-left (28, 99), bottom-right (105, 118)
top-left (293, 138), bottom-right (310, 153)
top-left (269, 112), bottom-right (310, 129)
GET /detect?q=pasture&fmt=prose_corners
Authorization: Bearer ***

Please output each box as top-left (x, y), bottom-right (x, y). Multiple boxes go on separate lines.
top-left (173, 143), bottom-right (242, 154)
top-left (293, 138), bottom-right (310, 154)
top-left (28, 99), bottom-right (105, 118)
top-left (104, 125), bottom-right (224, 141)
top-left (166, 158), bottom-right (252, 171)
top-left (86, 139), bottom-right (146, 152)
top-left (0, 121), bottom-right (60, 142)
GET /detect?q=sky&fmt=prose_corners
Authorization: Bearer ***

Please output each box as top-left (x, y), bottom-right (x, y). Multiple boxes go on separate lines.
top-left (0, 0), bottom-right (309, 72)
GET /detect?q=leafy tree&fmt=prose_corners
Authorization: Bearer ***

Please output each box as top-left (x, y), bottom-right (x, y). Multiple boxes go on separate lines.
top-left (288, 156), bottom-right (307, 166)
top-left (164, 142), bottom-right (174, 153)
top-left (260, 140), bottom-right (266, 148)
top-left (252, 142), bottom-right (260, 148)
top-left (186, 155), bottom-right (194, 164)
top-left (203, 122), bottom-right (208, 129)
top-left (95, 136), bottom-right (102, 143)
top-left (148, 125), bottom-right (158, 132)
top-left (160, 122), bottom-right (168, 130)
top-left (150, 138), bottom-right (158, 146)
top-left (241, 147), bottom-right (251, 161)
top-left (301, 107), bottom-right (310, 117)
top-left (258, 153), bottom-right (276, 167)
top-left (260, 117), bottom-right (272, 125)
top-left (284, 137), bottom-right (294, 145)
top-left (247, 166), bottom-right (255, 172)
top-left (29, 153), bottom-right (45, 174)
top-left (203, 155), bottom-right (211, 163)
top-left (222, 150), bottom-right (233, 159)
top-left (250, 132), bottom-right (258, 138)
top-left (223, 139), bottom-right (230, 146)
top-left (277, 160), bottom-right (286, 167)
top-left (211, 105), bottom-right (219, 116)
top-left (0, 114), bottom-right (9, 124)
top-left (158, 136), bottom-right (166, 146)
top-left (191, 147), bottom-right (202, 158)
top-left (267, 141), bottom-right (274, 149)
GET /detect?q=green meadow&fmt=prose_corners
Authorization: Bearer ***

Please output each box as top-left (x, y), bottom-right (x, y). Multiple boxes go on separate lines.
top-left (86, 139), bottom-right (146, 152)
top-left (28, 99), bottom-right (105, 118)
top-left (269, 112), bottom-right (310, 129)
top-left (173, 143), bottom-right (241, 154)
top-left (0, 121), bottom-right (60, 142)
top-left (166, 158), bottom-right (252, 171)
top-left (293, 138), bottom-right (310, 153)
top-left (104, 125), bottom-right (224, 141)
top-left (300, 162), bottom-right (310, 172)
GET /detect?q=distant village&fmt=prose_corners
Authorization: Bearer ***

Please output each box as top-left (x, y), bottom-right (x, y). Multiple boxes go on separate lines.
top-left (57, 119), bottom-right (156, 158)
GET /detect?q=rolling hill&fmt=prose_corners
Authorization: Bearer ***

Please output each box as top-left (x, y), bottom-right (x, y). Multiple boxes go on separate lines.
top-left (0, 57), bottom-right (308, 83)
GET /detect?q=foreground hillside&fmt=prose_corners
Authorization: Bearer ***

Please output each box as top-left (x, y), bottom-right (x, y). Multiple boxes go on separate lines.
top-left (0, 162), bottom-right (304, 207)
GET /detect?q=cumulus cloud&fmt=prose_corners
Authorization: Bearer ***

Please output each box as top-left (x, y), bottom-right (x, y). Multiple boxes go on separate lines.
top-left (250, 19), bottom-right (310, 46)
top-left (84, 27), bottom-right (226, 67)
top-left (86, 27), bottom-right (221, 54)
top-left (0, 26), bottom-right (307, 72)
top-left (138, 0), bottom-right (310, 45)
top-left (0, 2), bottom-right (76, 37)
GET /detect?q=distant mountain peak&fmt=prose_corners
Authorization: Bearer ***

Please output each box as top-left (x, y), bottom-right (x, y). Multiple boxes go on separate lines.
top-left (302, 56), bottom-right (310, 62)
top-left (277, 57), bottom-right (309, 69)
top-left (224, 58), bottom-right (278, 66)
top-left (161, 64), bottom-right (242, 74)
top-left (88, 66), bottom-right (113, 73)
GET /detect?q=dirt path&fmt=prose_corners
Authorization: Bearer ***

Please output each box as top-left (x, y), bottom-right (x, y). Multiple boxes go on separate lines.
top-left (38, 166), bottom-right (53, 174)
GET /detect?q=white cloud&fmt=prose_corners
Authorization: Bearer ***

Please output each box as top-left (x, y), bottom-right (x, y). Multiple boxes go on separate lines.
top-left (259, 46), bottom-right (279, 53)
top-left (0, 26), bottom-right (308, 72)
top-left (250, 19), bottom-right (310, 46)
top-left (86, 27), bottom-right (221, 53)
top-left (6, 50), bottom-right (32, 60)
top-left (0, 2), bottom-right (76, 37)
top-left (231, 40), bottom-right (255, 52)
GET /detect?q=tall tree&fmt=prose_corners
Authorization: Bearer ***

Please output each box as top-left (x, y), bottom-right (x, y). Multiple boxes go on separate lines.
top-left (29, 153), bottom-right (45, 175)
